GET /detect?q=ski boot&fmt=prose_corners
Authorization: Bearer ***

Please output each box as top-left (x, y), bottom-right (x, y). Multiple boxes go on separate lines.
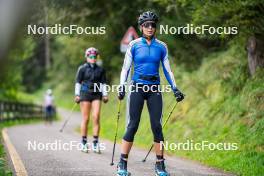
top-left (117, 160), bottom-right (131, 176)
top-left (81, 142), bottom-right (89, 153)
top-left (92, 142), bottom-right (101, 154)
top-left (155, 160), bottom-right (170, 176)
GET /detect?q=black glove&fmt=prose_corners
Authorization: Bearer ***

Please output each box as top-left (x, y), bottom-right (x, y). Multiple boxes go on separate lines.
top-left (118, 85), bottom-right (126, 100)
top-left (173, 88), bottom-right (184, 102)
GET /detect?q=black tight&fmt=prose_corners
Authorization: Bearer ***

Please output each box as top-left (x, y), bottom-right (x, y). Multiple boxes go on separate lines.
top-left (123, 84), bottom-right (164, 143)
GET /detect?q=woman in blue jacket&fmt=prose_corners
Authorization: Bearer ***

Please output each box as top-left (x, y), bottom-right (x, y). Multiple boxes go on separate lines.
top-left (117, 11), bottom-right (184, 176)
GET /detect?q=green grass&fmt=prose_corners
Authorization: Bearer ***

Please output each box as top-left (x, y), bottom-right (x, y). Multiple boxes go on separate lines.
top-left (0, 138), bottom-right (12, 176)
top-left (22, 79), bottom-right (81, 112)
top-left (51, 45), bottom-right (263, 176)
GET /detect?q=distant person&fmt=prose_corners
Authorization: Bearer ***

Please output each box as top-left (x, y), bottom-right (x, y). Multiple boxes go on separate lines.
top-left (74, 47), bottom-right (108, 153)
top-left (117, 11), bottom-right (184, 176)
top-left (44, 89), bottom-right (55, 123)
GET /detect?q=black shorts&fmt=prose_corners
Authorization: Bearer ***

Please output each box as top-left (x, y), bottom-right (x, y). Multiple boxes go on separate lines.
top-left (80, 92), bottom-right (102, 102)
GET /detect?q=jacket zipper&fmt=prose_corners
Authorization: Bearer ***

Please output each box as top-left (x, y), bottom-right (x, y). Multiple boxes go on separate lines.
top-left (148, 45), bottom-right (150, 56)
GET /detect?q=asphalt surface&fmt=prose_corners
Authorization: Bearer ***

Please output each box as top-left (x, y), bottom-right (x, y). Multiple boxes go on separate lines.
top-left (5, 108), bottom-right (233, 176)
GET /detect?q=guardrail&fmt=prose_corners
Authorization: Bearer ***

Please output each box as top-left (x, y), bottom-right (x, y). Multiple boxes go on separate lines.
top-left (0, 101), bottom-right (44, 122)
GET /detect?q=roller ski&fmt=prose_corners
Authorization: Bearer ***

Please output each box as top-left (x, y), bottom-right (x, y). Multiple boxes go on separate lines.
top-left (81, 143), bottom-right (89, 153)
top-left (117, 161), bottom-right (131, 176)
top-left (92, 142), bottom-right (101, 154)
top-left (155, 160), bottom-right (170, 176)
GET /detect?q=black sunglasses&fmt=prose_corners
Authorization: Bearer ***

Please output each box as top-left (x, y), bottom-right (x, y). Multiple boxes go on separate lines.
top-left (142, 22), bottom-right (156, 28)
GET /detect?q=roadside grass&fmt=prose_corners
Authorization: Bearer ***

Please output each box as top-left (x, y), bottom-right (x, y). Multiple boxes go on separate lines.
top-left (23, 79), bottom-right (80, 112)
top-left (0, 136), bottom-right (12, 176)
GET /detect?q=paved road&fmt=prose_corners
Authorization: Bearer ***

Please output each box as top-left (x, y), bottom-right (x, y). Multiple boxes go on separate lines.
top-left (5, 109), bottom-right (233, 176)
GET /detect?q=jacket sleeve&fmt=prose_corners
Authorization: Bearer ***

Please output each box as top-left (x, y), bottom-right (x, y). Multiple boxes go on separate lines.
top-left (161, 45), bottom-right (177, 91)
top-left (101, 69), bottom-right (108, 96)
top-left (120, 42), bottom-right (133, 85)
top-left (75, 66), bottom-right (83, 96)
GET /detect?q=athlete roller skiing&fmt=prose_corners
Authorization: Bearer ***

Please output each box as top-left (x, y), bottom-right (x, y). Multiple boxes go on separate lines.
top-left (74, 47), bottom-right (108, 153)
top-left (117, 11), bottom-right (185, 176)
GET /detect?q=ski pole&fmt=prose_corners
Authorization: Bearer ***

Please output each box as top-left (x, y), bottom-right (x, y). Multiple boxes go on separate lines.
top-left (110, 100), bottom-right (122, 166)
top-left (142, 102), bottom-right (178, 162)
top-left (59, 103), bottom-right (77, 132)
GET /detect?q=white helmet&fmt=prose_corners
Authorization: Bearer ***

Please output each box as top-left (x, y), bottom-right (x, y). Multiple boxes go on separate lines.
top-left (47, 89), bottom-right (52, 95)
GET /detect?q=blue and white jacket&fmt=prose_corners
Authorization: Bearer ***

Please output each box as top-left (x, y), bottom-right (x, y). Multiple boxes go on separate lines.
top-left (120, 37), bottom-right (177, 91)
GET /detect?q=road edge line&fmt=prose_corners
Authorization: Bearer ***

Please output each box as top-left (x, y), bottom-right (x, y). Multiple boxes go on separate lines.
top-left (2, 128), bottom-right (28, 176)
